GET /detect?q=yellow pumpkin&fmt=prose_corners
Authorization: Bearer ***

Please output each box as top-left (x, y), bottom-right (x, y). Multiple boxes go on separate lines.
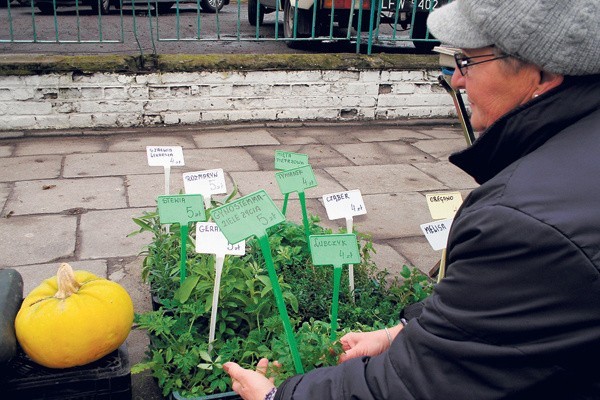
top-left (15, 263), bottom-right (134, 369)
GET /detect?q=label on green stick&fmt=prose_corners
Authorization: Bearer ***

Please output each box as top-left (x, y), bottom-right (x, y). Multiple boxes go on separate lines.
top-left (275, 164), bottom-right (317, 195)
top-left (275, 150), bottom-right (309, 171)
top-left (211, 190), bottom-right (285, 244)
top-left (157, 194), bottom-right (206, 224)
top-left (310, 234), bottom-right (361, 267)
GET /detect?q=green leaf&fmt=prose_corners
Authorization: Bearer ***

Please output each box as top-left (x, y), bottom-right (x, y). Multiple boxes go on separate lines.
top-left (199, 350), bottom-right (212, 363)
top-left (174, 275), bottom-right (201, 303)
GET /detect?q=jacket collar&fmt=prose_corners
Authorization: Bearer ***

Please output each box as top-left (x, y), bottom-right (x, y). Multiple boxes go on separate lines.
top-left (449, 75), bottom-right (600, 184)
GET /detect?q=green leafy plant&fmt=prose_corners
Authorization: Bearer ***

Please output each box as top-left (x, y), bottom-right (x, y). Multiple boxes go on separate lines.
top-left (131, 203), bottom-right (433, 398)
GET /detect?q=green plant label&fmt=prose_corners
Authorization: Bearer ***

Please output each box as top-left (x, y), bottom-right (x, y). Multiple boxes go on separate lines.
top-left (275, 164), bottom-right (317, 195)
top-left (426, 191), bottom-right (463, 219)
top-left (322, 189), bottom-right (367, 220)
top-left (309, 234), bottom-right (361, 268)
top-left (211, 190), bottom-right (285, 244)
top-left (157, 194), bottom-right (207, 225)
top-left (183, 168), bottom-right (227, 196)
top-left (274, 150), bottom-right (309, 171)
top-left (146, 146), bottom-right (185, 167)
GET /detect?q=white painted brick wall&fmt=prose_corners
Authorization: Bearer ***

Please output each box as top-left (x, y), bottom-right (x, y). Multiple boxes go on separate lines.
top-left (0, 68), bottom-right (457, 132)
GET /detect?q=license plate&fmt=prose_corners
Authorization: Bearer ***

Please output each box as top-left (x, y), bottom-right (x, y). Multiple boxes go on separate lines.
top-left (415, 0), bottom-right (440, 11)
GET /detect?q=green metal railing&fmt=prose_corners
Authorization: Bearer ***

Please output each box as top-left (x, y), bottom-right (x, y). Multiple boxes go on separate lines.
top-left (0, 0), bottom-right (447, 55)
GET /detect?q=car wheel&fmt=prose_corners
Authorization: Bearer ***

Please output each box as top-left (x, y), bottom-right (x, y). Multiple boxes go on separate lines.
top-left (248, 0), bottom-right (265, 26)
top-left (200, 0), bottom-right (224, 13)
top-left (91, 0), bottom-right (111, 14)
top-left (283, 0), bottom-right (313, 48)
top-left (411, 12), bottom-right (439, 52)
top-left (37, 3), bottom-right (55, 14)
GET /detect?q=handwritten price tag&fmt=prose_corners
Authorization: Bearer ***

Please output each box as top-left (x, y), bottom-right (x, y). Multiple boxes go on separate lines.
top-left (183, 168), bottom-right (227, 195)
top-left (309, 234), bottom-right (361, 268)
top-left (211, 190), bottom-right (285, 244)
top-left (322, 189), bottom-right (366, 220)
top-left (196, 222), bottom-right (245, 256)
top-left (275, 164), bottom-right (317, 195)
top-left (157, 194), bottom-right (206, 225)
top-left (275, 150), bottom-right (309, 171)
top-left (425, 192), bottom-right (463, 220)
top-left (146, 146), bottom-right (185, 167)
top-left (420, 218), bottom-right (453, 251)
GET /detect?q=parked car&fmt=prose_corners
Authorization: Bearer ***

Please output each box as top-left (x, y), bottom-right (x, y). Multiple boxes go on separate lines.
top-left (248, 0), bottom-right (449, 50)
top-left (30, 0), bottom-right (227, 15)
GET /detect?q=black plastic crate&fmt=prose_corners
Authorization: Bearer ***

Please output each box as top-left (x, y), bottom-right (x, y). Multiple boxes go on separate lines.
top-left (1, 343), bottom-right (131, 400)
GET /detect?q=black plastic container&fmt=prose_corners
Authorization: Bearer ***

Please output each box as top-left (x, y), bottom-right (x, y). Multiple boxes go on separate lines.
top-left (1, 343), bottom-right (131, 400)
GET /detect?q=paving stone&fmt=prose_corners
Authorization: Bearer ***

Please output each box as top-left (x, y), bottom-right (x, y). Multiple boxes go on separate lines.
top-left (246, 144), bottom-right (354, 169)
top-left (107, 135), bottom-right (196, 151)
top-left (0, 155), bottom-right (62, 181)
top-left (64, 151), bottom-right (156, 177)
top-left (354, 128), bottom-right (431, 142)
top-left (193, 129), bottom-right (280, 148)
top-left (355, 192), bottom-right (432, 240)
top-left (387, 236), bottom-right (443, 276)
top-left (14, 137), bottom-right (106, 156)
top-left (413, 160), bottom-right (479, 190)
top-left (0, 182), bottom-right (10, 214)
top-left (79, 208), bottom-right (154, 259)
top-left (268, 128), bottom-right (320, 145)
top-left (0, 144), bottom-right (14, 157)
top-left (411, 138), bottom-right (468, 160)
top-left (183, 148), bottom-right (261, 172)
top-left (416, 126), bottom-right (465, 139)
top-left (126, 173), bottom-right (190, 208)
top-left (369, 242), bottom-right (409, 277)
top-left (0, 214), bottom-right (77, 267)
top-left (7, 177), bottom-right (127, 215)
top-left (325, 164), bottom-right (447, 194)
top-left (14, 259), bottom-right (108, 296)
top-left (229, 170), bottom-right (346, 200)
top-left (333, 142), bottom-right (432, 165)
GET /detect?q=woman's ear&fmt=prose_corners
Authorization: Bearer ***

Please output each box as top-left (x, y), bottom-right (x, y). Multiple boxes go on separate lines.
top-left (533, 70), bottom-right (564, 97)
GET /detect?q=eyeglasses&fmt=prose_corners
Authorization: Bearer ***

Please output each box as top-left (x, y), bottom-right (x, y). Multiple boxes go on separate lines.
top-left (453, 53), bottom-right (510, 76)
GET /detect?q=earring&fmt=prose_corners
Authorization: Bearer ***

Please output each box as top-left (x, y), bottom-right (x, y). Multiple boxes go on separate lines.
top-left (533, 93), bottom-right (539, 98)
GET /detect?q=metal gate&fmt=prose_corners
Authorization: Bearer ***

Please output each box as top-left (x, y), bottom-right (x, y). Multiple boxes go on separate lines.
top-left (0, 0), bottom-right (448, 55)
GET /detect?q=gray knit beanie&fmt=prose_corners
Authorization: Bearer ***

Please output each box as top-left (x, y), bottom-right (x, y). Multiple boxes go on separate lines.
top-left (427, 0), bottom-right (600, 76)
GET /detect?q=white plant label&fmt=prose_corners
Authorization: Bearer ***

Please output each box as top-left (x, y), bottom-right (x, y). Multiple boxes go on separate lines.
top-left (322, 189), bottom-right (367, 220)
top-left (183, 168), bottom-right (227, 196)
top-left (196, 222), bottom-right (245, 256)
top-left (425, 191), bottom-right (463, 220)
top-left (420, 218), bottom-right (453, 251)
top-left (146, 146), bottom-right (185, 167)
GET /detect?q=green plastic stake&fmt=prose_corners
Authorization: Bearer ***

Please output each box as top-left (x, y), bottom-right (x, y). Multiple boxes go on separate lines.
top-left (275, 151), bottom-right (309, 216)
top-left (157, 194), bottom-right (206, 283)
top-left (275, 164), bottom-right (317, 242)
top-left (211, 190), bottom-right (305, 374)
top-left (309, 233), bottom-right (361, 340)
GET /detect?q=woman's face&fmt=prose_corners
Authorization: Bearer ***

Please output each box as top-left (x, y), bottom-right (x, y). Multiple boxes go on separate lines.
top-left (451, 47), bottom-right (541, 133)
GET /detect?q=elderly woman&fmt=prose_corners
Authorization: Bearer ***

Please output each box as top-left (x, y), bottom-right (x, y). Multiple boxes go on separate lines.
top-left (224, 0), bottom-right (600, 398)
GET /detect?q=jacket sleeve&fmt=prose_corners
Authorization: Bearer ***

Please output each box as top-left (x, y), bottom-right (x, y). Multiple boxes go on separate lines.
top-left (275, 204), bottom-right (600, 400)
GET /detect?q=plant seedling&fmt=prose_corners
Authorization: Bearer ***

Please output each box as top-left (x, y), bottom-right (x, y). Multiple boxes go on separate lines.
top-left (275, 164), bottom-right (317, 243)
top-left (196, 222), bottom-right (245, 353)
top-left (157, 194), bottom-right (206, 283)
top-left (309, 233), bottom-right (361, 340)
top-left (274, 151), bottom-right (309, 216)
top-left (211, 189), bottom-right (304, 374)
top-left (146, 146), bottom-right (185, 195)
top-left (322, 189), bottom-right (367, 297)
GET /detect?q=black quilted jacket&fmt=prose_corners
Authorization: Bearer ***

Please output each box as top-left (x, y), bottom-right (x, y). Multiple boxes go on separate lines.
top-left (275, 75), bottom-right (600, 400)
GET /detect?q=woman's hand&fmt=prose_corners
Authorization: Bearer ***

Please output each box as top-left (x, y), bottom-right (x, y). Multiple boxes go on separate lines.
top-left (224, 358), bottom-right (276, 400)
top-left (338, 324), bottom-right (404, 363)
